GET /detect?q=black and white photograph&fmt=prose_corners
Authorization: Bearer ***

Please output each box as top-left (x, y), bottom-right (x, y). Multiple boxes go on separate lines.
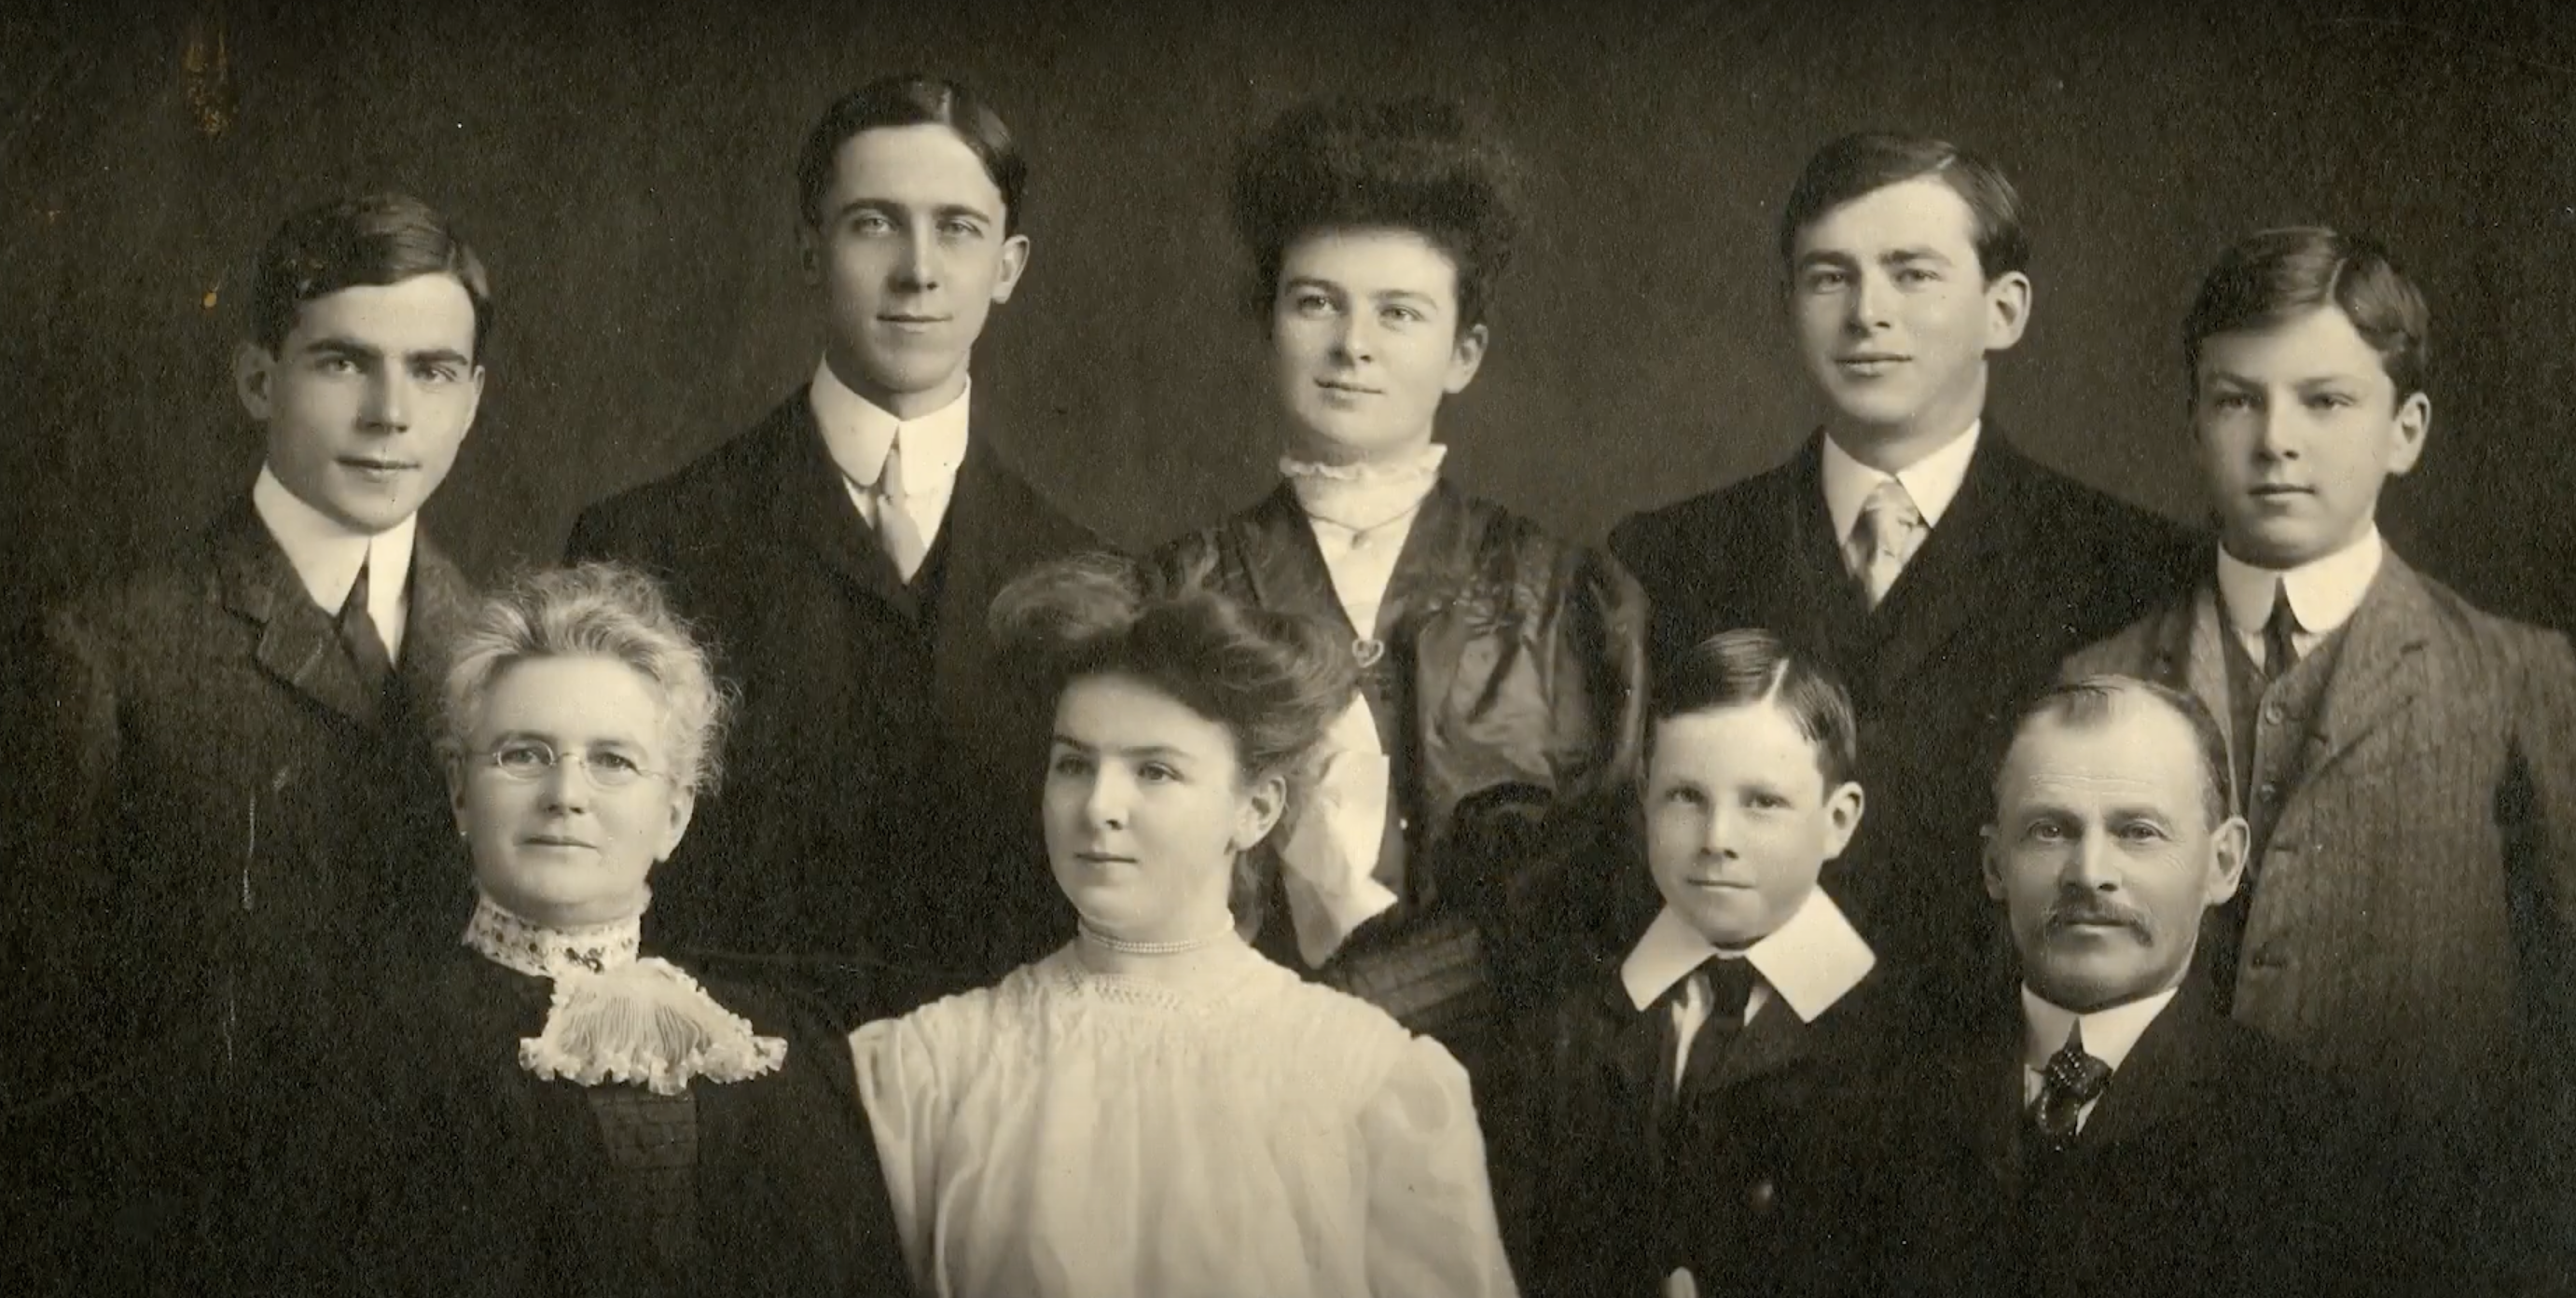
top-left (3, 1), bottom-right (2570, 1293)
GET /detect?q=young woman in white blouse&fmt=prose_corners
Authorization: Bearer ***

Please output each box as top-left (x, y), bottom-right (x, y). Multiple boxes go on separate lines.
top-left (848, 553), bottom-right (1518, 1297)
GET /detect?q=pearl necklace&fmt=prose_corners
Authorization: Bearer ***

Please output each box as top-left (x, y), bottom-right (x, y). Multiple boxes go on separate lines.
top-left (1077, 914), bottom-right (1234, 957)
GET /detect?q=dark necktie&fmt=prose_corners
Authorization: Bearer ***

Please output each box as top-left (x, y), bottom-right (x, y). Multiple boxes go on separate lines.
top-left (1657, 957), bottom-right (1760, 1120)
top-left (2029, 1022), bottom-right (2113, 1152)
top-left (338, 556), bottom-right (395, 696)
top-left (2262, 581), bottom-right (2302, 682)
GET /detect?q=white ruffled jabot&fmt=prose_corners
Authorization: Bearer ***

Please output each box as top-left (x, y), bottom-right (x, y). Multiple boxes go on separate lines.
top-left (1280, 442), bottom-right (1447, 533)
top-left (461, 893), bottom-right (787, 1095)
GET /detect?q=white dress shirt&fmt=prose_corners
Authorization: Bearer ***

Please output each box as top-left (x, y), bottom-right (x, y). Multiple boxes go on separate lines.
top-left (810, 360), bottom-right (972, 551)
top-left (1820, 419), bottom-right (1983, 547)
top-left (2018, 984), bottom-right (2180, 1131)
top-left (1621, 888), bottom-right (1877, 1085)
top-left (251, 465), bottom-right (415, 660)
top-left (2215, 527), bottom-right (2383, 663)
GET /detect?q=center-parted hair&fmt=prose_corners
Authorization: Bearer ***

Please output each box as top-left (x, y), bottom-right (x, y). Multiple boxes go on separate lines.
top-left (438, 562), bottom-right (732, 798)
top-left (1649, 628), bottom-right (1860, 789)
top-left (1230, 96), bottom-right (1525, 331)
top-left (990, 552), bottom-right (1356, 840)
top-left (796, 74), bottom-right (1029, 236)
top-left (248, 192), bottom-right (493, 355)
top-left (2181, 226), bottom-right (2431, 400)
top-left (2001, 675), bottom-right (2232, 830)
top-left (1779, 132), bottom-right (2029, 282)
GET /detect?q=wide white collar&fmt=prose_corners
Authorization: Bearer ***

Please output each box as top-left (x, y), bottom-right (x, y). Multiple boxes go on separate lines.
top-left (1620, 888), bottom-right (1877, 1023)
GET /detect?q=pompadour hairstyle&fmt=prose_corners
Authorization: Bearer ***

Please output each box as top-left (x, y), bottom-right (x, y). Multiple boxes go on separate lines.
top-left (1230, 95), bottom-right (1525, 330)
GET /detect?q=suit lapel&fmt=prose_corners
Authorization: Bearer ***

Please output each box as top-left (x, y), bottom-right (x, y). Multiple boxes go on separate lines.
top-left (926, 439), bottom-right (1015, 707)
top-left (2078, 990), bottom-right (2218, 1152)
top-left (214, 500), bottom-right (381, 725)
top-left (1709, 995), bottom-right (1818, 1093)
top-left (398, 537), bottom-right (477, 721)
top-left (1864, 435), bottom-right (2034, 691)
top-left (2302, 554), bottom-right (2433, 784)
top-left (759, 394), bottom-right (914, 615)
top-left (1763, 440), bottom-right (1868, 658)
top-left (2143, 574), bottom-right (2241, 811)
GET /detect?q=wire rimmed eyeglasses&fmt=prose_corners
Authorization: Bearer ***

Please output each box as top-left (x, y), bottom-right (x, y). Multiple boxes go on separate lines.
top-left (470, 739), bottom-right (669, 789)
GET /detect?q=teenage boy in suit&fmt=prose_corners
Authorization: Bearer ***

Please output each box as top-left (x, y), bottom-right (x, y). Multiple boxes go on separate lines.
top-left (1611, 134), bottom-right (2195, 1025)
top-left (7, 192), bottom-right (491, 1294)
top-left (566, 76), bottom-right (1102, 1023)
top-left (2064, 227), bottom-right (2576, 1290)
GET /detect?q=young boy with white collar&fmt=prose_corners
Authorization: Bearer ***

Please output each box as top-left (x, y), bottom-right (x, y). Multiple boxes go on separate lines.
top-left (1504, 628), bottom-right (1901, 1298)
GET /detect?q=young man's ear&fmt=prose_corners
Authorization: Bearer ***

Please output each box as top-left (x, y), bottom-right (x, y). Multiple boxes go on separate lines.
top-left (233, 341), bottom-right (280, 422)
top-left (2386, 390), bottom-right (2431, 477)
top-left (1983, 271), bottom-right (2033, 353)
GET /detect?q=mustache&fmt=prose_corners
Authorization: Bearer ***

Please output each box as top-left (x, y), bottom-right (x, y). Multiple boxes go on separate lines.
top-left (2044, 894), bottom-right (2154, 936)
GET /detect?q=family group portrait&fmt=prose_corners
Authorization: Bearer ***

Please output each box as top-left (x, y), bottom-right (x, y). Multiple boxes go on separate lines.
top-left (3, 0), bottom-right (2570, 1293)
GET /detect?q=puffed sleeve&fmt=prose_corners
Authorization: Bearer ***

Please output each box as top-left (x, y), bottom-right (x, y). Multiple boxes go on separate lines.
top-left (1360, 1035), bottom-right (1521, 1298)
top-left (849, 1015), bottom-right (946, 1295)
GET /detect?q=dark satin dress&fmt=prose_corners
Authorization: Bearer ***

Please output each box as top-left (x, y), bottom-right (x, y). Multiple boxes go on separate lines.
top-left (321, 949), bottom-right (912, 1297)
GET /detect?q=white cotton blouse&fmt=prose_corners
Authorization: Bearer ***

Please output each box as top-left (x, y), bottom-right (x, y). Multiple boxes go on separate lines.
top-left (849, 941), bottom-right (1519, 1298)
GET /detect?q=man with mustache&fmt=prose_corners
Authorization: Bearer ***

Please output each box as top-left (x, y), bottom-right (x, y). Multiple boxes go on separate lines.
top-left (1858, 675), bottom-right (2369, 1295)
top-left (2063, 227), bottom-right (2576, 1290)
top-left (5, 193), bottom-right (490, 1292)
top-left (565, 76), bottom-right (1100, 1022)
top-left (1609, 134), bottom-right (2195, 1028)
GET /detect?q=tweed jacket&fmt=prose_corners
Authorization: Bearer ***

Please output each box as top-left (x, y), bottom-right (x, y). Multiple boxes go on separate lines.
top-left (2063, 547), bottom-right (2576, 1285)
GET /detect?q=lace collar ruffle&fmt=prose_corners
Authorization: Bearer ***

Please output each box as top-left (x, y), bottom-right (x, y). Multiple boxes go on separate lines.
top-left (1280, 442), bottom-right (1447, 533)
top-left (463, 891), bottom-right (642, 979)
top-left (462, 893), bottom-right (786, 1094)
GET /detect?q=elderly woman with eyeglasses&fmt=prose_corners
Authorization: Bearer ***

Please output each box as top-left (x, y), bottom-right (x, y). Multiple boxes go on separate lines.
top-left (313, 562), bottom-right (911, 1297)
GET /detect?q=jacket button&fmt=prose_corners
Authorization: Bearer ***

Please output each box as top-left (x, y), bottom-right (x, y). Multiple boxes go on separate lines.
top-left (2257, 782), bottom-right (2279, 804)
top-left (1746, 1179), bottom-right (1777, 1213)
top-left (2262, 702), bottom-right (2285, 725)
top-left (2250, 945), bottom-right (2286, 969)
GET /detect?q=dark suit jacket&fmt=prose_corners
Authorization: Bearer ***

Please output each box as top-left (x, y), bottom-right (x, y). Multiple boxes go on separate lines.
top-left (318, 950), bottom-right (913, 1298)
top-left (3, 498), bottom-right (477, 1294)
top-left (1502, 920), bottom-right (1903, 1298)
top-left (564, 391), bottom-right (1102, 1020)
top-left (1869, 988), bottom-right (2371, 1298)
top-left (2065, 549), bottom-right (2576, 1287)
top-left (1609, 432), bottom-right (2195, 1019)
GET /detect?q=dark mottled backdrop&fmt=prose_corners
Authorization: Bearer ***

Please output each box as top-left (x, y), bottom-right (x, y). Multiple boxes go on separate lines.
top-left (5, 0), bottom-right (2571, 628)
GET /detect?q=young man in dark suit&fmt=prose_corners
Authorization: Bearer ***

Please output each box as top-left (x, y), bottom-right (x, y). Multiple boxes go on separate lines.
top-left (1866, 676), bottom-right (2369, 1297)
top-left (5, 193), bottom-right (491, 1294)
top-left (2064, 228), bottom-right (2576, 1290)
top-left (1609, 134), bottom-right (2195, 1022)
top-left (565, 76), bottom-right (1101, 1024)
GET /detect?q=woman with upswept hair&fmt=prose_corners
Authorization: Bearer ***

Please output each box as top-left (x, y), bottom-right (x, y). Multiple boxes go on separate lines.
top-left (1150, 96), bottom-right (1648, 1090)
top-left (849, 552), bottom-right (1517, 1297)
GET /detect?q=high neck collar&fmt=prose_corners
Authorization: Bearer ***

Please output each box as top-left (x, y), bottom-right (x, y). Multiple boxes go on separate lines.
top-left (463, 892), bottom-right (644, 980)
top-left (1280, 442), bottom-right (1447, 532)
